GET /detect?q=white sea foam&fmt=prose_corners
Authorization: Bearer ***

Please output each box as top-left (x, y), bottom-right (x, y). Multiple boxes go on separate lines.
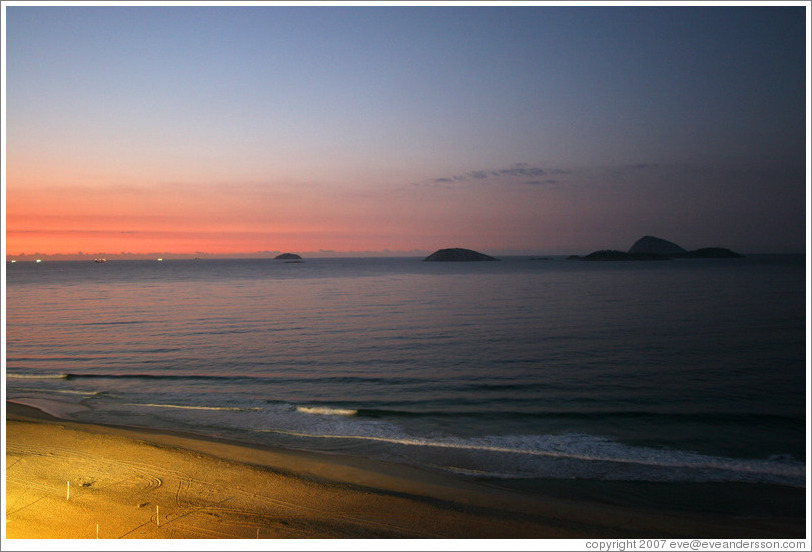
top-left (296, 406), bottom-right (358, 416)
top-left (6, 373), bottom-right (68, 379)
top-left (256, 428), bottom-right (805, 486)
top-left (8, 387), bottom-right (97, 397)
top-left (122, 402), bottom-right (262, 412)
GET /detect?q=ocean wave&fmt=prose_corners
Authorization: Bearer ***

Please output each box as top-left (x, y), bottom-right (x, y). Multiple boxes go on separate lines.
top-left (352, 407), bottom-right (803, 427)
top-left (296, 406), bottom-right (358, 416)
top-left (255, 429), bottom-right (805, 486)
top-left (6, 373), bottom-right (69, 379)
top-left (4, 372), bottom-right (258, 382)
top-left (7, 387), bottom-right (99, 397)
top-left (66, 373), bottom-right (244, 381)
top-left (121, 402), bottom-right (262, 412)
top-left (14, 372), bottom-right (434, 386)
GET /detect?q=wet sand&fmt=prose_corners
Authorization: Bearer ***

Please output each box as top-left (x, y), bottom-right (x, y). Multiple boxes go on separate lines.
top-left (4, 401), bottom-right (805, 540)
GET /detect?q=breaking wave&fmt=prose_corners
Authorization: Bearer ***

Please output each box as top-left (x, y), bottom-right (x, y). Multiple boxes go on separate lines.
top-left (296, 406), bottom-right (358, 416)
top-left (121, 402), bottom-right (262, 412)
top-left (6, 373), bottom-right (69, 379)
top-left (256, 428), bottom-right (805, 487)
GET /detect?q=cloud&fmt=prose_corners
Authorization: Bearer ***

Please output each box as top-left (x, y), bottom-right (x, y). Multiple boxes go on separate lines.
top-left (525, 179), bottom-right (560, 186)
top-left (425, 163), bottom-right (570, 187)
top-left (491, 167), bottom-right (547, 178)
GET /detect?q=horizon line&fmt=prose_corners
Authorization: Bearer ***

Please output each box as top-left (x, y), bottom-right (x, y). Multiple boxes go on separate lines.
top-left (3, 250), bottom-right (558, 261)
top-left (5, 249), bottom-right (806, 261)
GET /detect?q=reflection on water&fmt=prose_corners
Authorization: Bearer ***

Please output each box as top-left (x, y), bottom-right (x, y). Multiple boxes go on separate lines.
top-left (6, 256), bottom-right (806, 484)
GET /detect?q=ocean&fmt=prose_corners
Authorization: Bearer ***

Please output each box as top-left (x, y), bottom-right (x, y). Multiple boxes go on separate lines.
top-left (4, 255), bottom-right (807, 494)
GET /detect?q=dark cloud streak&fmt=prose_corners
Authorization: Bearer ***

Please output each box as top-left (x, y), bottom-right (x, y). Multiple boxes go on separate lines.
top-left (425, 164), bottom-right (571, 187)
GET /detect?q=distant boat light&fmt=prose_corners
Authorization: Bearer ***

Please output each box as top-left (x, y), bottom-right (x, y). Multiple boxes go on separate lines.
top-left (10, 260), bottom-right (16, 263)
top-left (36, 259), bottom-right (42, 263)
top-left (157, 258), bottom-right (163, 262)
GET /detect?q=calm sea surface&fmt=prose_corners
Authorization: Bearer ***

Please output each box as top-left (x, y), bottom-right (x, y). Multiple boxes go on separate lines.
top-left (5, 256), bottom-right (807, 488)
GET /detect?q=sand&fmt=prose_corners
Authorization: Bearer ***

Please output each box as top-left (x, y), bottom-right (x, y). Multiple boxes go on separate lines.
top-left (4, 401), bottom-right (806, 541)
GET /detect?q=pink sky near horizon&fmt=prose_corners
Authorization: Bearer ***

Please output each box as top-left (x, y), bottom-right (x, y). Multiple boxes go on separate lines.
top-left (5, 168), bottom-right (577, 257)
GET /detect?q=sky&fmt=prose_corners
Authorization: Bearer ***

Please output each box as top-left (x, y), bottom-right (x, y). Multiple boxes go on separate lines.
top-left (3, 3), bottom-right (809, 258)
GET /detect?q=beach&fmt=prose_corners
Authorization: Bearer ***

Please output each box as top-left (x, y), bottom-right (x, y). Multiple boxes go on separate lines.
top-left (4, 401), bottom-right (805, 541)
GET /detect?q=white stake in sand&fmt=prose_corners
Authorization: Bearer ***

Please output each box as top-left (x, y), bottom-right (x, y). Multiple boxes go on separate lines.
top-left (156, 505), bottom-right (160, 526)
top-left (66, 481), bottom-right (70, 501)
top-left (96, 523), bottom-right (99, 539)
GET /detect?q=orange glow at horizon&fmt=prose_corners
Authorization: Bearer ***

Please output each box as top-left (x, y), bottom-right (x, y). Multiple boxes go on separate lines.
top-left (4, 174), bottom-right (379, 255)
top-left (6, 165), bottom-right (557, 256)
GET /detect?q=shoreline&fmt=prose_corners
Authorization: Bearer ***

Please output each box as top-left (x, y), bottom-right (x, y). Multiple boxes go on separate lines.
top-left (4, 400), bottom-right (807, 540)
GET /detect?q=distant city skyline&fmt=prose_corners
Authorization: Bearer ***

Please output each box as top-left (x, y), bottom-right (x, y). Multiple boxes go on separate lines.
top-left (4, 4), bottom-right (809, 258)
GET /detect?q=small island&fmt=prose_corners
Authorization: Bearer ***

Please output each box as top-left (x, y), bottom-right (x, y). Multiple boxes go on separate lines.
top-left (423, 248), bottom-right (498, 262)
top-left (574, 250), bottom-right (669, 261)
top-left (274, 253), bottom-right (303, 261)
top-left (627, 235), bottom-right (686, 256)
top-left (570, 236), bottom-right (742, 261)
top-left (676, 247), bottom-right (743, 259)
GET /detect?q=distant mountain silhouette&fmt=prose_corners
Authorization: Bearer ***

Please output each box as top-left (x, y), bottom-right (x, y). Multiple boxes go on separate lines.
top-left (424, 248), bottom-right (498, 262)
top-left (275, 253), bottom-right (302, 260)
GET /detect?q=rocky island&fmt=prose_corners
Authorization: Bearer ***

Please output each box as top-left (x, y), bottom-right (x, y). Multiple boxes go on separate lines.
top-left (423, 248), bottom-right (498, 262)
top-left (627, 236), bottom-right (686, 256)
top-left (274, 253), bottom-right (303, 260)
top-left (576, 250), bottom-right (670, 261)
top-left (676, 247), bottom-right (743, 259)
top-left (570, 236), bottom-right (742, 261)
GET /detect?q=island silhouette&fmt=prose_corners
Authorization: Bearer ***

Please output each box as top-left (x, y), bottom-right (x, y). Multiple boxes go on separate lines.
top-left (424, 248), bottom-right (498, 262)
top-left (569, 236), bottom-right (742, 261)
